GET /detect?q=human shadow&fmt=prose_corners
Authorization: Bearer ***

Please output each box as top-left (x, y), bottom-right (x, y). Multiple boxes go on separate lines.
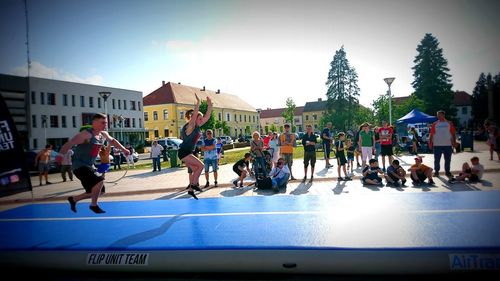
top-left (125, 167), bottom-right (184, 179)
top-left (315, 168), bottom-right (330, 177)
top-left (479, 179), bottom-right (493, 187)
top-left (290, 182), bottom-right (312, 195)
top-left (219, 185), bottom-right (255, 197)
top-left (441, 180), bottom-right (481, 192)
top-left (108, 213), bottom-right (188, 250)
top-left (332, 181), bottom-right (348, 195)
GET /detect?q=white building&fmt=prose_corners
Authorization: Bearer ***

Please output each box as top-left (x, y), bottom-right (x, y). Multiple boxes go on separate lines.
top-left (0, 74), bottom-right (145, 150)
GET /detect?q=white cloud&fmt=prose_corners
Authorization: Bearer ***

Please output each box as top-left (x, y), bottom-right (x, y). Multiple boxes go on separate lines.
top-left (10, 61), bottom-right (104, 85)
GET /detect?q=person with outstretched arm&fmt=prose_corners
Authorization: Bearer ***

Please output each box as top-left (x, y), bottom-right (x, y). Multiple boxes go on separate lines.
top-left (58, 113), bottom-right (129, 214)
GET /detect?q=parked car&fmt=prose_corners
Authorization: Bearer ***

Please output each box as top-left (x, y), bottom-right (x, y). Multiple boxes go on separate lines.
top-left (219, 136), bottom-right (233, 145)
top-left (158, 137), bottom-right (183, 150)
top-left (24, 150), bottom-right (61, 173)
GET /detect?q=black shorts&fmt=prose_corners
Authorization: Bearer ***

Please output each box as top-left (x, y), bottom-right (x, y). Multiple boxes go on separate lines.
top-left (177, 148), bottom-right (192, 160)
top-left (233, 166), bottom-right (242, 177)
top-left (73, 166), bottom-right (104, 193)
top-left (336, 153), bottom-right (347, 166)
top-left (381, 145), bottom-right (393, 156)
top-left (411, 170), bottom-right (427, 182)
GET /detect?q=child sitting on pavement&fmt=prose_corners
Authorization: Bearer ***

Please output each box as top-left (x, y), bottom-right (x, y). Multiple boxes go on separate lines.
top-left (408, 156), bottom-right (435, 185)
top-left (454, 156), bottom-right (484, 182)
top-left (385, 159), bottom-right (407, 187)
top-left (361, 159), bottom-right (384, 185)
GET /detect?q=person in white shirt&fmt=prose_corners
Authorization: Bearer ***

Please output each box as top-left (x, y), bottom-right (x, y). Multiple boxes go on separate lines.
top-left (150, 140), bottom-right (164, 172)
top-left (454, 156), bottom-right (484, 182)
top-left (61, 148), bottom-right (74, 182)
top-left (269, 158), bottom-right (290, 192)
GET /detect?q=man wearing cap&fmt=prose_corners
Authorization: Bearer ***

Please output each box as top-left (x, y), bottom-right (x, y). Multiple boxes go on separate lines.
top-left (408, 156), bottom-right (435, 185)
top-left (279, 124), bottom-right (297, 180)
top-left (429, 110), bottom-right (456, 179)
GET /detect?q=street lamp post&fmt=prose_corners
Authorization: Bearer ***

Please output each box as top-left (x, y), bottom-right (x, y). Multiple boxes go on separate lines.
top-left (99, 91), bottom-right (111, 129)
top-left (41, 115), bottom-right (47, 147)
top-left (383, 77), bottom-right (395, 125)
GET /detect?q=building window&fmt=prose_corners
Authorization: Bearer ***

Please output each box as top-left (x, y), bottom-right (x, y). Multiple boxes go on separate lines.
top-left (61, 116), bottom-right (67, 128)
top-left (118, 99), bottom-right (121, 110)
top-left (163, 109), bottom-right (168, 120)
top-left (145, 131), bottom-right (149, 139)
top-left (41, 115), bottom-right (48, 128)
top-left (124, 118), bottom-right (130, 128)
top-left (139, 118), bottom-right (142, 128)
top-left (462, 107), bottom-right (467, 114)
top-left (63, 94), bottom-right (68, 106)
top-left (72, 95), bottom-right (76, 107)
top-left (239, 115), bottom-right (242, 122)
top-left (88, 97), bottom-right (94, 108)
top-left (313, 114), bottom-right (317, 120)
top-left (226, 113), bottom-right (230, 122)
top-left (72, 116), bottom-right (76, 128)
top-left (305, 115), bottom-right (309, 121)
top-left (112, 99), bottom-right (115, 109)
top-left (218, 112), bottom-right (222, 121)
top-left (180, 111), bottom-right (184, 119)
top-left (138, 102), bottom-right (141, 111)
top-left (234, 114), bottom-right (237, 122)
top-left (33, 138), bottom-right (37, 150)
top-left (32, 115), bottom-right (37, 128)
top-left (97, 97), bottom-right (101, 108)
top-left (47, 92), bottom-right (56, 105)
top-left (123, 100), bottom-right (127, 110)
top-left (153, 111), bottom-right (158, 120)
top-left (80, 96), bottom-right (85, 107)
top-left (253, 116), bottom-right (255, 123)
top-left (164, 129), bottom-right (169, 137)
top-left (50, 115), bottom-right (59, 128)
top-left (132, 118), bottom-right (136, 128)
top-left (244, 115), bottom-right (247, 122)
top-left (40, 92), bottom-right (45, 105)
top-left (144, 112), bottom-right (148, 121)
top-left (31, 91), bottom-right (36, 104)
top-left (130, 101), bottom-right (136, 110)
top-left (154, 130), bottom-right (159, 138)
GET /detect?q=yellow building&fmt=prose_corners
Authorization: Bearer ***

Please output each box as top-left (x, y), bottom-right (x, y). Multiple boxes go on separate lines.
top-left (143, 82), bottom-right (258, 139)
top-left (302, 98), bottom-right (327, 133)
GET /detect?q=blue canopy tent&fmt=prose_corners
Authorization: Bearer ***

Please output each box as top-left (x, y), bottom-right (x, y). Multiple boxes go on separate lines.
top-left (396, 109), bottom-right (437, 124)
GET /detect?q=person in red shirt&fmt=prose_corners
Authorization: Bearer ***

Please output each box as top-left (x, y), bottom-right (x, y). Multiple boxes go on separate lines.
top-left (378, 121), bottom-right (394, 171)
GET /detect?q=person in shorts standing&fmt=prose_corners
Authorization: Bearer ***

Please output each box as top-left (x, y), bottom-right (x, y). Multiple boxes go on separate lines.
top-left (301, 124), bottom-right (317, 182)
top-left (279, 124), bottom-right (297, 180)
top-left (202, 129), bottom-right (218, 188)
top-left (379, 121), bottom-right (394, 172)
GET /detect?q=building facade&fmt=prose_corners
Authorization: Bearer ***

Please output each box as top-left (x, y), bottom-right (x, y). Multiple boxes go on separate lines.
top-left (143, 82), bottom-right (258, 139)
top-left (259, 106), bottom-right (304, 133)
top-left (302, 98), bottom-right (327, 133)
top-left (0, 74), bottom-right (145, 150)
top-left (452, 91), bottom-right (472, 128)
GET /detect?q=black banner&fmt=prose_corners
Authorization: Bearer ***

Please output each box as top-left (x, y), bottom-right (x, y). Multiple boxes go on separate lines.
top-left (0, 94), bottom-right (32, 197)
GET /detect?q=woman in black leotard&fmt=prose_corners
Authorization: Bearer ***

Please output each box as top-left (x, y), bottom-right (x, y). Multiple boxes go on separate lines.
top-left (178, 93), bottom-right (213, 199)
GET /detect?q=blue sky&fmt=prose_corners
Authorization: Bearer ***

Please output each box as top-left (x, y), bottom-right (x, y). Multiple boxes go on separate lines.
top-left (1, 0), bottom-right (499, 109)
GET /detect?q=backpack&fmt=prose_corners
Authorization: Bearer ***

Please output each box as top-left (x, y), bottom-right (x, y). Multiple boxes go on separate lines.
top-left (256, 177), bottom-right (273, 190)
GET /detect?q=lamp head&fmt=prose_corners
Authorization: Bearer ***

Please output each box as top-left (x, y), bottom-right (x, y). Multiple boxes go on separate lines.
top-left (99, 91), bottom-right (112, 101)
top-left (383, 77), bottom-right (395, 87)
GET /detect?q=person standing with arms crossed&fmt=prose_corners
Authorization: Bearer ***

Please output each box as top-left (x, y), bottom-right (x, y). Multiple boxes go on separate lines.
top-left (58, 113), bottom-right (129, 213)
top-left (322, 122), bottom-right (334, 168)
top-left (429, 110), bottom-right (456, 179)
top-left (178, 93), bottom-right (213, 199)
top-left (301, 124), bottom-right (317, 182)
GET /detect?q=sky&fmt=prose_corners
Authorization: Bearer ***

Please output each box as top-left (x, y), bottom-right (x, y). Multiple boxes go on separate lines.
top-left (1, 0), bottom-right (499, 110)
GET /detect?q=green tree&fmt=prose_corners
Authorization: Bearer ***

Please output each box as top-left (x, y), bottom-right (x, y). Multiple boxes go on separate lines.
top-left (412, 33), bottom-right (455, 116)
top-left (269, 124), bottom-right (277, 133)
top-left (282, 97), bottom-right (296, 127)
top-left (199, 100), bottom-right (215, 131)
top-left (472, 73), bottom-right (492, 126)
top-left (351, 105), bottom-right (374, 130)
top-left (325, 46), bottom-right (360, 130)
top-left (215, 120), bottom-right (230, 136)
top-left (394, 95), bottom-right (425, 121)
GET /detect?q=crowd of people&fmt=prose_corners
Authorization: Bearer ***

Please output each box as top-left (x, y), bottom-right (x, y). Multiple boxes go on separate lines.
top-left (42, 103), bottom-right (493, 212)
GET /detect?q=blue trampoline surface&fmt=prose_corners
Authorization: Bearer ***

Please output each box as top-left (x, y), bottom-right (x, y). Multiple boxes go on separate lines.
top-left (1, 191), bottom-right (500, 252)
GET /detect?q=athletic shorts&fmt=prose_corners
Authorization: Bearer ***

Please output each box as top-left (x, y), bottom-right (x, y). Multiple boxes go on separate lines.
top-left (73, 166), bottom-right (104, 194)
top-left (177, 148), bottom-right (192, 160)
top-left (303, 150), bottom-right (316, 167)
top-left (381, 145), bottom-right (393, 156)
top-left (336, 153), bottom-right (347, 166)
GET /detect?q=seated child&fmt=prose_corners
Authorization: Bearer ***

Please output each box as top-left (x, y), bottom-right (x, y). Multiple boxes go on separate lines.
top-left (454, 156), bottom-right (484, 182)
top-left (269, 158), bottom-right (290, 192)
top-left (385, 159), bottom-right (407, 187)
top-left (232, 153), bottom-right (253, 188)
top-left (361, 159), bottom-right (384, 185)
top-left (408, 156), bottom-right (435, 185)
